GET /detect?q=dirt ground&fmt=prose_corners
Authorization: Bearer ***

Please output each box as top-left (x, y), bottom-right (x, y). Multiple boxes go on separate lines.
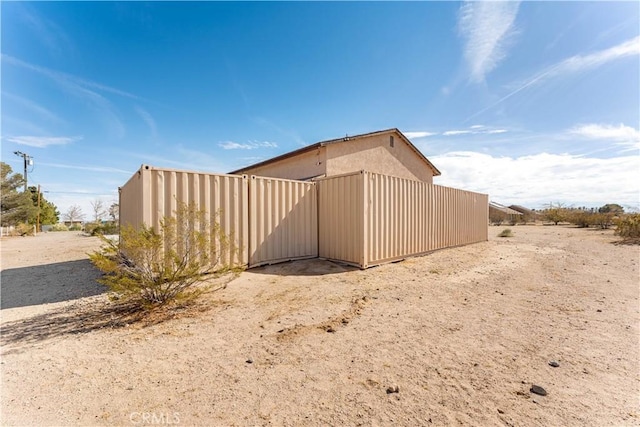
top-left (1, 227), bottom-right (638, 426)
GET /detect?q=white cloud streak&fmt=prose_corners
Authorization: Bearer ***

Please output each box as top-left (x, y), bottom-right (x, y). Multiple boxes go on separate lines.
top-left (404, 131), bottom-right (437, 139)
top-left (442, 127), bottom-right (508, 136)
top-left (433, 151), bottom-right (640, 209)
top-left (458, 1), bottom-right (520, 82)
top-left (569, 123), bottom-right (640, 152)
top-left (5, 135), bottom-right (82, 148)
top-left (464, 36), bottom-right (640, 123)
top-left (443, 130), bottom-right (472, 136)
top-left (3, 92), bottom-right (64, 124)
top-left (134, 106), bottom-right (157, 138)
top-left (218, 140), bottom-right (278, 150)
top-left (18, 3), bottom-right (73, 57)
top-left (1, 54), bottom-right (142, 138)
top-left (38, 162), bottom-right (132, 174)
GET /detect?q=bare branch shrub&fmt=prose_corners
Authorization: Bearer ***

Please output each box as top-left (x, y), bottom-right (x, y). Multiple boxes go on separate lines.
top-left (90, 201), bottom-right (238, 308)
top-left (615, 214), bottom-right (640, 242)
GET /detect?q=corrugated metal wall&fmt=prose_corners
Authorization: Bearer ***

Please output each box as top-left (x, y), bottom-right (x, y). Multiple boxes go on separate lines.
top-left (249, 176), bottom-right (318, 267)
top-left (317, 171), bottom-right (365, 267)
top-left (317, 171), bottom-right (488, 268)
top-left (364, 172), bottom-right (488, 267)
top-left (119, 166), bottom-right (249, 268)
top-left (121, 166), bottom-right (488, 271)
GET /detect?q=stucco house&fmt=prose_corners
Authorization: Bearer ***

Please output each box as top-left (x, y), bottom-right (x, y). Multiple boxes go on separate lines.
top-left (230, 128), bottom-right (441, 183)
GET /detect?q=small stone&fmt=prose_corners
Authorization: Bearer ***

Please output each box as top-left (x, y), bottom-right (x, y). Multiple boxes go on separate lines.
top-left (386, 385), bottom-right (400, 394)
top-left (497, 409), bottom-right (504, 414)
top-left (530, 385), bottom-right (547, 396)
top-left (597, 309), bottom-right (602, 312)
top-left (326, 326), bottom-right (336, 333)
top-left (246, 359), bottom-right (253, 364)
top-left (549, 360), bottom-right (560, 368)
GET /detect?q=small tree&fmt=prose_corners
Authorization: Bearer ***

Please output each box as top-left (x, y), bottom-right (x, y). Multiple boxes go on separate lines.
top-left (108, 202), bottom-right (119, 222)
top-left (543, 203), bottom-right (568, 225)
top-left (27, 186), bottom-right (60, 225)
top-left (599, 204), bottom-right (624, 215)
top-left (1, 162), bottom-right (37, 226)
top-left (90, 199), bottom-right (107, 222)
top-left (64, 205), bottom-right (85, 227)
top-left (90, 201), bottom-right (235, 308)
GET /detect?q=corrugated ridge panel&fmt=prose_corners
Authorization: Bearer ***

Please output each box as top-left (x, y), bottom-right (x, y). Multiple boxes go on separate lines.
top-left (249, 176), bottom-right (318, 267)
top-left (364, 172), bottom-right (488, 267)
top-left (316, 171), bottom-right (365, 267)
top-left (119, 166), bottom-right (145, 229)
top-left (119, 165), bottom-right (249, 268)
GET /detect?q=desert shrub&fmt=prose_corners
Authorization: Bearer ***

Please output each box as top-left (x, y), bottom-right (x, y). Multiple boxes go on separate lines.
top-left (69, 224), bottom-right (82, 231)
top-left (50, 223), bottom-right (69, 232)
top-left (615, 214), bottom-right (640, 241)
top-left (498, 228), bottom-right (513, 238)
top-left (569, 210), bottom-right (594, 228)
top-left (543, 205), bottom-right (568, 225)
top-left (83, 222), bottom-right (101, 235)
top-left (12, 223), bottom-right (34, 236)
top-left (593, 213), bottom-right (614, 229)
top-left (90, 201), bottom-right (236, 308)
top-left (83, 222), bottom-right (118, 236)
top-left (94, 222), bottom-right (119, 235)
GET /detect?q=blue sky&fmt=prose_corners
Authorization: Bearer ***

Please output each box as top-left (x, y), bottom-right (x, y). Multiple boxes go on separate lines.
top-left (2, 1), bottom-right (639, 218)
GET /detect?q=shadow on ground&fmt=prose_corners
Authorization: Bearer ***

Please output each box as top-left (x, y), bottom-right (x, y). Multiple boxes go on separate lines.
top-left (0, 297), bottom-right (208, 352)
top-left (1, 259), bottom-right (107, 310)
top-left (248, 258), bottom-right (359, 276)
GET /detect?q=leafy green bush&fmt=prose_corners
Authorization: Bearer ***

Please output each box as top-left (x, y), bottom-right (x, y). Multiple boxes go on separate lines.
top-left (90, 202), bottom-right (236, 308)
top-left (69, 224), bottom-right (82, 231)
top-left (615, 214), bottom-right (640, 241)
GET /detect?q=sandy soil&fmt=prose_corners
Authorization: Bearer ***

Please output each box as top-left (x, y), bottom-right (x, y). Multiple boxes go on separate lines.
top-left (1, 227), bottom-right (638, 426)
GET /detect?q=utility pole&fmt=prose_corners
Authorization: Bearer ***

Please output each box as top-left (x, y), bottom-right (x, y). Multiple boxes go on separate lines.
top-left (37, 185), bottom-right (42, 234)
top-left (13, 151), bottom-right (33, 192)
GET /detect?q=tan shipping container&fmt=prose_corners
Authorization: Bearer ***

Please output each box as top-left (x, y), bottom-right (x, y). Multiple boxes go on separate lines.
top-left (119, 165), bottom-right (249, 268)
top-left (317, 171), bottom-right (488, 268)
top-left (249, 176), bottom-right (318, 267)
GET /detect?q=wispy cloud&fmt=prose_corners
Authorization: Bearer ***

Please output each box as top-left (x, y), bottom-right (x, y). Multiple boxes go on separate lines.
top-left (404, 131), bottom-right (437, 139)
top-left (569, 123), bottom-right (640, 152)
top-left (38, 162), bottom-right (131, 174)
top-left (3, 92), bottom-right (64, 124)
top-left (464, 36), bottom-right (640, 123)
top-left (134, 106), bottom-right (157, 138)
top-left (1, 55), bottom-right (139, 100)
top-left (218, 140), bottom-right (278, 150)
top-left (1, 54), bottom-right (142, 137)
top-left (5, 135), bottom-right (82, 148)
top-left (442, 126), bottom-right (508, 136)
top-left (433, 151), bottom-right (640, 208)
top-left (443, 130), bottom-right (472, 136)
top-left (18, 3), bottom-right (73, 57)
top-left (457, 1), bottom-right (520, 83)
top-left (254, 116), bottom-right (305, 146)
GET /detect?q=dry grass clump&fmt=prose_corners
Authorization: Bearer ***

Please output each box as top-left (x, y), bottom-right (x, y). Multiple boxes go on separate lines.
top-left (498, 228), bottom-right (514, 238)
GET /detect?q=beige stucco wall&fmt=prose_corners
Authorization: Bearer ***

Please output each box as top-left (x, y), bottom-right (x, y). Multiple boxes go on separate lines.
top-left (239, 147), bottom-right (326, 180)
top-left (325, 133), bottom-right (434, 183)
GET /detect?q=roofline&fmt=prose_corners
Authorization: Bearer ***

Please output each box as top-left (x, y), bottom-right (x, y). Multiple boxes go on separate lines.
top-left (229, 128), bottom-right (441, 176)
